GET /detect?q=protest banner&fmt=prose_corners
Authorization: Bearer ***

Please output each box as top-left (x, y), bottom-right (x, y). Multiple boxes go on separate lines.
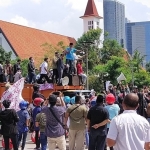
top-left (1, 78), bottom-right (25, 111)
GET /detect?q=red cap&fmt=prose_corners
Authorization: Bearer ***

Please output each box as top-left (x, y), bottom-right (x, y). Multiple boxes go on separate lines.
top-left (33, 98), bottom-right (44, 106)
top-left (106, 94), bottom-right (115, 104)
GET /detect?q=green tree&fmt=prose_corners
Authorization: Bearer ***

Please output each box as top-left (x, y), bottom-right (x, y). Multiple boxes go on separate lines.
top-left (146, 62), bottom-right (150, 72)
top-left (0, 45), bottom-right (12, 63)
top-left (100, 39), bottom-right (123, 64)
top-left (132, 50), bottom-right (146, 72)
top-left (75, 28), bottom-right (102, 70)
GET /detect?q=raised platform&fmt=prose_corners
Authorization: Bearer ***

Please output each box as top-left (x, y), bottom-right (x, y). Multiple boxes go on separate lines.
top-left (0, 83), bottom-right (84, 103)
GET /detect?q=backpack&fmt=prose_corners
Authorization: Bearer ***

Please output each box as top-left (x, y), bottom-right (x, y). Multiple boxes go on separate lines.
top-left (39, 113), bottom-right (46, 127)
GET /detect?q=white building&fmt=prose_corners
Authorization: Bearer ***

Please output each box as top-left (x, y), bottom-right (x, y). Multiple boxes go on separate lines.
top-left (80, 0), bottom-right (103, 33)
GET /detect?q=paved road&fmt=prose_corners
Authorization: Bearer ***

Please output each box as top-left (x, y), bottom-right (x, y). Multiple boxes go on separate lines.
top-left (0, 134), bottom-right (108, 150)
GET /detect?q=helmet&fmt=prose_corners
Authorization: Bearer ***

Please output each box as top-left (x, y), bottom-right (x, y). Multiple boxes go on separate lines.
top-left (33, 98), bottom-right (44, 106)
top-left (64, 96), bottom-right (70, 104)
top-left (70, 96), bottom-right (75, 104)
top-left (106, 94), bottom-right (115, 104)
top-left (19, 100), bottom-right (29, 110)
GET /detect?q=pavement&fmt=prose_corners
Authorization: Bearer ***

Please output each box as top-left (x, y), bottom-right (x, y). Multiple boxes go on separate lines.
top-left (0, 133), bottom-right (108, 150)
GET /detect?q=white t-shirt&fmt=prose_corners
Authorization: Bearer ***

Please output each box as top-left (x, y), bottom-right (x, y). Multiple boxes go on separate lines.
top-left (107, 110), bottom-right (150, 150)
top-left (40, 62), bottom-right (48, 74)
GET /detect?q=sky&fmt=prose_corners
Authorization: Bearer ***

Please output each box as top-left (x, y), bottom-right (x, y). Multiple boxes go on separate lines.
top-left (0, 0), bottom-right (150, 39)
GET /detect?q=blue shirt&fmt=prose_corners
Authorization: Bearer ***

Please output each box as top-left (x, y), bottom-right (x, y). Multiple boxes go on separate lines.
top-left (17, 109), bottom-right (30, 132)
top-left (66, 47), bottom-right (77, 60)
top-left (33, 106), bottom-right (42, 131)
top-left (105, 104), bottom-right (120, 128)
top-left (42, 106), bottom-right (66, 138)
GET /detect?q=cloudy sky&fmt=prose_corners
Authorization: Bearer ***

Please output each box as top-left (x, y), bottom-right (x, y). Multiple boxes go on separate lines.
top-left (0, 0), bottom-right (150, 39)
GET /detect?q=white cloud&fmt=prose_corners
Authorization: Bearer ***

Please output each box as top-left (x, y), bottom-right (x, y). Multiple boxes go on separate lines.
top-left (66, 0), bottom-right (103, 16)
top-left (10, 15), bottom-right (36, 27)
top-left (133, 0), bottom-right (150, 8)
top-left (30, 0), bottom-right (41, 4)
top-left (0, 0), bottom-right (12, 7)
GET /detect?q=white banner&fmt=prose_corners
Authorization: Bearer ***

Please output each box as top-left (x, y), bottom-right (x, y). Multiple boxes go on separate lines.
top-left (1, 78), bottom-right (25, 111)
top-left (106, 81), bottom-right (111, 91)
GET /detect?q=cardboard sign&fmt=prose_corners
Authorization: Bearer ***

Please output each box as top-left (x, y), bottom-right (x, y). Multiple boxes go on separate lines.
top-left (1, 78), bottom-right (24, 111)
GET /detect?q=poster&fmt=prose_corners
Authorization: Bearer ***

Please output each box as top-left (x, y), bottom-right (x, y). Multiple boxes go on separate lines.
top-left (1, 78), bottom-right (24, 111)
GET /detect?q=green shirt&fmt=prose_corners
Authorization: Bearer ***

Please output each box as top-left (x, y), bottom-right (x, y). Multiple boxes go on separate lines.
top-left (35, 113), bottom-right (46, 132)
top-left (67, 104), bottom-right (88, 130)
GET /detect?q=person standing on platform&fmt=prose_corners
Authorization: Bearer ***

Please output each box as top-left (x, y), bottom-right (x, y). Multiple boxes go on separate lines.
top-left (52, 52), bottom-right (59, 83)
top-left (107, 93), bottom-right (150, 150)
top-left (57, 54), bottom-right (64, 86)
top-left (28, 57), bottom-right (36, 84)
top-left (38, 58), bottom-right (51, 83)
top-left (65, 43), bottom-right (77, 75)
top-left (13, 59), bottom-right (21, 75)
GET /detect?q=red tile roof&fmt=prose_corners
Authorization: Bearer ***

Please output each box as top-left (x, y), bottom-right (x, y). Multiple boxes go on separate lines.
top-left (0, 20), bottom-right (76, 65)
top-left (80, 0), bottom-right (102, 19)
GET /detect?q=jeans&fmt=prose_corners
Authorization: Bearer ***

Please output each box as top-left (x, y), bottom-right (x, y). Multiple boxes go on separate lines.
top-left (28, 72), bottom-right (36, 83)
top-left (79, 74), bottom-right (87, 84)
top-left (89, 130), bottom-right (106, 150)
top-left (18, 131), bottom-right (28, 150)
top-left (66, 59), bottom-right (74, 74)
top-left (40, 132), bottom-right (47, 150)
top-left (4, 134), bottom-right (18, 150)
top-left (35, 130), bottom-right (40, 148)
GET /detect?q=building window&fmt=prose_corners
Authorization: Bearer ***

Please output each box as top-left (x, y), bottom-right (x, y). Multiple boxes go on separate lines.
top-left (0, 37), bottom-right (2, 46)
top-left (88, 21), bottom-right (93, 30)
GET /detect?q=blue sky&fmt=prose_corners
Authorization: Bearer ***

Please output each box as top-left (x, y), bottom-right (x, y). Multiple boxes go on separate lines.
top-left (0, 0), bottom-right (149, 39)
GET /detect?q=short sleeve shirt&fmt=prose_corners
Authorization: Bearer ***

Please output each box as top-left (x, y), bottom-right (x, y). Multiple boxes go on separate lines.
top-left (105, 104), bottom-right (120, 128)
top-left (107, 110), bottom-right (150, 150)
top-left (66, 47), bottom-right (77, 60)
top-left (67, 104), bottom-right (87, 130)
top-left (87, 104), bottom-right (109, 135)
top-left (33, 106), bottom-right (41, 131)
top-left (40, 62), bottom-right (48, 74)
top-left (17, 110), bottom-right (30, 132)
top-left (42, 106), bottom-right (66, 138)
top-left (35, 113), bottom-right (46, 132)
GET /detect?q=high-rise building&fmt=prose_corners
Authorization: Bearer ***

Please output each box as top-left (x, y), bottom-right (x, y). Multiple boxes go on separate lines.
top-left (80, 0), bottom-right (103, 33)
top-left (103, 0), bottom-right (125, 47)
top-left (126, 21), bottom-right (150, 65)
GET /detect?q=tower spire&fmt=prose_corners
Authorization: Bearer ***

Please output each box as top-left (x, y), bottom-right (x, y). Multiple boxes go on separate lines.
top-left (80, 0), bottom-right (102, 19)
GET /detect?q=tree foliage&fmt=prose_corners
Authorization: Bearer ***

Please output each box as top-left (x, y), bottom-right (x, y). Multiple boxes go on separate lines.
top-left (0, 45), bottom-right (12, 63)
top-left (75, 28), bottom-right (102, 70)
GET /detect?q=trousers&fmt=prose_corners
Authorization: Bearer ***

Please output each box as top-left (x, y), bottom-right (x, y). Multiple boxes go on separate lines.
top-left (69, 129), bottom-right (85, 150)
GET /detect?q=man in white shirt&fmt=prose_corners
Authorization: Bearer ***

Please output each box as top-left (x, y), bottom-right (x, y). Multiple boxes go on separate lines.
top-left (38, 58), bottom-right (51, 83)
top-left (107, 93), bottom-right (150, 150)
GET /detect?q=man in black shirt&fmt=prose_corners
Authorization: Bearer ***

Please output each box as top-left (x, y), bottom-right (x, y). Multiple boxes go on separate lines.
top-left (28, 57), bottom-right (36, 84)
top-left (57, 54), bottom-right (64, 85)
top-left (87, 95), bottom-right (109, 150)
top-left (13, 59), bottom-right (21, 75)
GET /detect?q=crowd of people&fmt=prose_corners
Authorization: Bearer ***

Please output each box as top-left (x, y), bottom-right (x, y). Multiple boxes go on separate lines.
top-left (0, 83), bottom-right (150, 150)
top-left (0, 43), bottom-right (87, 86)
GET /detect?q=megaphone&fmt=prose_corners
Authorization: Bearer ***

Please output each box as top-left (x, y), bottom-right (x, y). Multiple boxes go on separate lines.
top-left (117, 73), bottom-right (126, 83)
top-left (62, 76), bottom-right (69, 86)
